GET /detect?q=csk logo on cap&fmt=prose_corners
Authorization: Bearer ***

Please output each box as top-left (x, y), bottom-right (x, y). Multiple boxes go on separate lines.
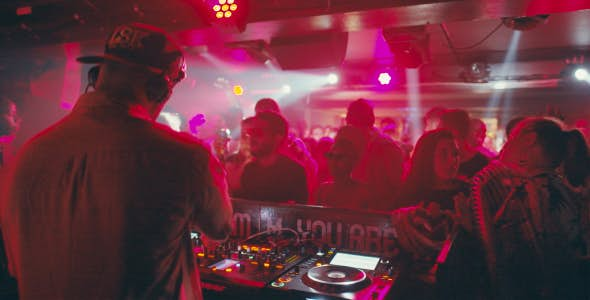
top-left (77, 23), bottom-right (186, 84)
top-left (107, 25), bottom-right (151, 51)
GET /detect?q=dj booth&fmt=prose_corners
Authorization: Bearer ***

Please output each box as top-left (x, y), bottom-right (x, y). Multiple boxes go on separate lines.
top-left (194, 199), bottom-right (425, 300)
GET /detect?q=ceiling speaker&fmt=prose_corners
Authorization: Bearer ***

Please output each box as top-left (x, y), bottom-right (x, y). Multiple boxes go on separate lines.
top-left (269, 32), bottom-right (348, 70)
top-left (382, 26), bottom-right (430, 69)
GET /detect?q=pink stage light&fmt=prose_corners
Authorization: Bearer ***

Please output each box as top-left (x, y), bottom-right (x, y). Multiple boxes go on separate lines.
top-left (378, 72), bottom-right (392, 85)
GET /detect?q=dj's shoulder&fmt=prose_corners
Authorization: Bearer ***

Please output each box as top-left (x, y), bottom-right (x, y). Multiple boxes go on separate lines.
top-left (151, 122), bottom-right (211, 153)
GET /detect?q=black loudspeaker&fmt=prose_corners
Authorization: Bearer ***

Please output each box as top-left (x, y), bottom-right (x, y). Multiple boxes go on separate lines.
top-left (269, 32), bottom-right (348, 70)
top-left (382, 26), bottom-right (430, 69)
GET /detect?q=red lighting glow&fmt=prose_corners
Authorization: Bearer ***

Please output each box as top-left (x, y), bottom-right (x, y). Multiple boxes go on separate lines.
top-left (211, 0), bottom-right (237, 19)
top-left (16, 6), bottom-right (32, 16)
top-left (61, 42), bottom-right (81, 110)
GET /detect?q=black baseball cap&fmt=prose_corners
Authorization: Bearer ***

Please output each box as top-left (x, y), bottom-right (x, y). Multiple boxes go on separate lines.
top-left (77, 23), bottom-right (186, 83)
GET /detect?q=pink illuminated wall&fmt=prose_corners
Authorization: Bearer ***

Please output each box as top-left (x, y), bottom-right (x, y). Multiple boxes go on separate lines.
top-left (60, 42), bottom-right (82, 110)
top-left (12, 43), bottom-right (85, 150)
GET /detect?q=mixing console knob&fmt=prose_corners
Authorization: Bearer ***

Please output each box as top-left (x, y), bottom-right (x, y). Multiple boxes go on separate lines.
top-left (293, 265), bottom-right (300, 275)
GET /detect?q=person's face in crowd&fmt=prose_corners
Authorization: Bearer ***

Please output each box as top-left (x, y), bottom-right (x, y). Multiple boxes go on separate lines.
top-left (383, 126), bottom-right (403, 141)
top-left (433, 138), bottom-right (460, 182)
top-left (1, 101), bottom-right (21, 136)
top-left (380, 119), bottom-right (394, 131)
top-left (239, 123), bottom-right (253, 155)
top-left (311, 127), bottom-right (324, 141)
top-left (326, 140), bottom-right (358, 181)
top-left (213, 128), bottom-right (230, 157)
top-left (424, 117), bottom-right (440, 132)
top-left (500, 124), bottom-right (541, 170)
top-left (246, 120), bottom-right (281, 158)
top-left (469, 120), bottom-right (486, 148)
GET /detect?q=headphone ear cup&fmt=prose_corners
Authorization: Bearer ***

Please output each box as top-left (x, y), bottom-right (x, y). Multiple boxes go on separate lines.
top-left (145, 75), bottom-right (171, 104)
top-left (84, 65), bottom-right (100, 92)
top-left (88, 66), bottom-right (100, 88)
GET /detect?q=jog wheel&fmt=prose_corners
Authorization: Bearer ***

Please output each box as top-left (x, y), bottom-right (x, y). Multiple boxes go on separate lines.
top-left (302, 265), bottom-right (370, 293)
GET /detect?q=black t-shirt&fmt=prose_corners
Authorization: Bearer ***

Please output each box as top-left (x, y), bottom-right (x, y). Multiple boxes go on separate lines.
top-left (236, 154), bottom-right (308, 204)
top-left (459, 151), bottom-right (490, 179)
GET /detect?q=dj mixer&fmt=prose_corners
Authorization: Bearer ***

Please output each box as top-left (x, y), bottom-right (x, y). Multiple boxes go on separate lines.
top-left (194, 229), bottom-right (399, 300)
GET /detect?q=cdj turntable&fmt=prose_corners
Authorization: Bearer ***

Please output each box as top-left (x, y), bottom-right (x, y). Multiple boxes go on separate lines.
top-left (195, 230), bottom-right (310, 297)
top-left (303, 265), bottom-right (369, 293)
top-left (195, 227), bottom-right (398, 300)
top-left (193, 196), bottom-right (403, 300)
top-left (266, 249), bottom-right (398, 299)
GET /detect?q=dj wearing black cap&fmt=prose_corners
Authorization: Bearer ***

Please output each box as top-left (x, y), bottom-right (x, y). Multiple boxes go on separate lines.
top-left (1, 23), bottom-right (233, 300)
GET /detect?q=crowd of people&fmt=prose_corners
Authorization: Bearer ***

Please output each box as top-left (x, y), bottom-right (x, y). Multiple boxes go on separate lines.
top-left (0, 22), bottom-right (588, 300)
top-left (220, 98), bottom-right (500, 210)
top-left (216, 96), bottom-right (590, 299)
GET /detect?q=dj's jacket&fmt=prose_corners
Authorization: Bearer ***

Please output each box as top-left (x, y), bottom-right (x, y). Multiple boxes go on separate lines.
top-left (0, 91), bottom-right (232, 300)
top-left (471, 160), bottom-right (584, 299)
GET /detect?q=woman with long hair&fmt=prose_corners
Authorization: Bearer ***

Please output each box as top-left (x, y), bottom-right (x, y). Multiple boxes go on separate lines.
top-left (395, 129), bottom-right (487, 299)
top-left (473, 117), bottom-right (587, 299)
top-left (401, 129), bottom-right (468, 210)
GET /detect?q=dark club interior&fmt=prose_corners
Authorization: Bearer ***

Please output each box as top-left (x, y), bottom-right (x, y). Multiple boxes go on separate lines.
top-left (1, 1), bottom-right (589, 299)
